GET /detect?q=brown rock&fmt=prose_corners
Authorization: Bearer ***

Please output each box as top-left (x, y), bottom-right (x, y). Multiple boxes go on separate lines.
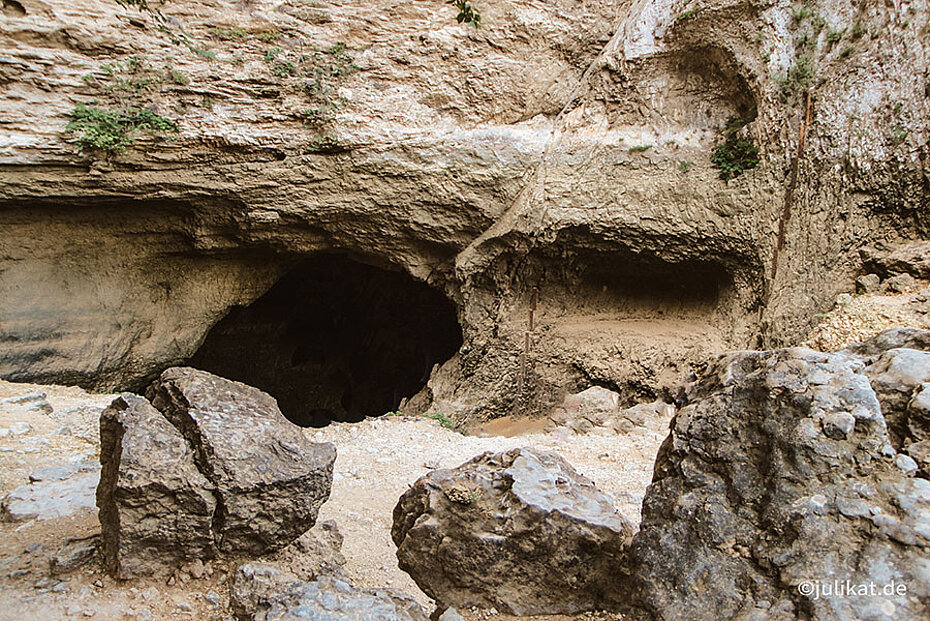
top-left (147, 367), bottom-right (336, 554)
top-left (392, 447), bottom-right (633, 615)
top-left (97, 393), bottom-right (217, 579)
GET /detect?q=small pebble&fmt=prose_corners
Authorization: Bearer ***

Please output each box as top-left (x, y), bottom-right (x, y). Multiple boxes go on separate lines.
top-left (9, 422), bottom-right (31, 436)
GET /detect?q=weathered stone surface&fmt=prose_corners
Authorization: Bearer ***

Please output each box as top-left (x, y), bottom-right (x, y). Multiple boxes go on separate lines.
top-left (97, 393), bottom-right (216, 579)
top-left (548, 387), bottom-right (673, 435)
top-left (147, 367), bottom-right (336, 554)
top-left (863, 348), bottom-right (930, 450)
top-left (50, 535), bottom-right (100, 575)
top-left (273, 520), bottom-right (346, 582)
top-left (231, 563), bottom-right (427, 621)
top-left (844, 327), bottom-right (930, 357)
top-left (629, 348), bottom-right (930, 621)
top-left (2, 464), bottom-right (99, 522)
top-left (392, 447), bottom-right (633, 615)
top-left (3, 1), bottom-right (927, 426)
top-left (862, 242), bottom-right (930, 280)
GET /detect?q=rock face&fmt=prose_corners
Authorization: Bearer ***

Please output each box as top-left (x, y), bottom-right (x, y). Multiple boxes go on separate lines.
top-left (392, 447), bottom-right (633, 615)
top-left (629, 347), bottom-right (930, 620)
top-left (862, 243), bottom-right (930, 281)
top-left (97, 393), bottom-right (217, 578)
top-left (97, 368), bottom-right (336, 577)
top-left (231, 563), bottom-right (428, 621)
top-left (146, 367), bottom-right (337, 554)
top-left (2, 0), bottom-right (926, 425)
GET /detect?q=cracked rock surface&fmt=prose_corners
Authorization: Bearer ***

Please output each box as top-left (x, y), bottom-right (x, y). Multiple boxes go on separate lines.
top-left (97, 368), bottom-right (336, 578)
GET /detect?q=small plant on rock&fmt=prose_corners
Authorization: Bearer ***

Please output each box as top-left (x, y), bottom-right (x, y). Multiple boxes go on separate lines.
top-left (710, 117), bottom-right (759, 180)
top-left (65, 103), bottom-right (179, 153)
top-left (448, 0), bottom-right (481, 27)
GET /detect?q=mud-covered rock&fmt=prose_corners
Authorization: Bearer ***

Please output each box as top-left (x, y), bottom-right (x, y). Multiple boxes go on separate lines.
top-left (97, 393), bottom-right (217, 579)
top-left (147, 367), bottom-right (336, 554)
top-left (629, 348), bottom-right (930, 620)
top-left (392, 447), bottom-right (633, 615)
top-left (231, 563), bottom-right (427, 621)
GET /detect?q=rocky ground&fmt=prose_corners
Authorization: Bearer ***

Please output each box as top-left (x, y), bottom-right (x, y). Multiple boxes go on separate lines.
top-left (0, 379), bottom-right (669, 620)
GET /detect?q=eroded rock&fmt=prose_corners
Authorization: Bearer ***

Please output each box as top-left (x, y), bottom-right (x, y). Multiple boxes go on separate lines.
top-left (231, 563), bottom-right (427, 621)
top-left (146, 367), bottom-right (336, 554)
top-left (392, 447), bottom-right (633, 615)
top-left (629, 347), bottom-right (930, 620)
top-left (97, 393), bottom-right (216, 578)
top-left (50, 535), bottom-right (100, 575)
top-left (548, 387), bottom-right (673, 435)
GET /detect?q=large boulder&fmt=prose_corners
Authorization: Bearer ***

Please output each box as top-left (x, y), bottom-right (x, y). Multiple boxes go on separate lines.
top-left (97, 393), bottom-right (217, 578)
top-left (841, 328), bottom-right (930, 477)
top-left (391, 447), bottom-right (633, 615)
top-left (146, 367), bottom-right (336, 554)
top-left (231, 563), bottom-right (428, 621)
top-left (629, 347), bottom-right (930, 620)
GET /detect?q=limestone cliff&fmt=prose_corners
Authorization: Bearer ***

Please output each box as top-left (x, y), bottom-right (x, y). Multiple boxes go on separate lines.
top-left (1, 0), bottom-right (927, 423)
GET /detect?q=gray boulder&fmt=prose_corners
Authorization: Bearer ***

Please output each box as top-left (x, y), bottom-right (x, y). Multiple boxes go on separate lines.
top-left (629, 348), bottom-right (930, 621)
top-left (97, 393), bottom-right (217, 578)
top-left (844, 327), bottom-right (930, 357)
top-left (231, 563), bottom-right (428, 621)
top-left (862, 348), bottom-right (930, 442)
top-left (146, 367), bottom-right (336, 554)
top-left (392, 447), bottom-right (633, 615)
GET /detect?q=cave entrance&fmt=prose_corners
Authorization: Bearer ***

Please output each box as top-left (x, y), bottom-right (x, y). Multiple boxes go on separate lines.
top-left (189, 254), bottom-right (463, 427)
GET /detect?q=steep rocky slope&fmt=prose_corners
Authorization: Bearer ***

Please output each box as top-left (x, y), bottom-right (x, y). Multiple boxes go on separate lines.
top-left (1, 0), bottom-right (928, 424)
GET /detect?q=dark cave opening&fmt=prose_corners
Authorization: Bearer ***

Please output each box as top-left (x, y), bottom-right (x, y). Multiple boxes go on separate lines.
top-left (189, 254), bottom-right (463, 427)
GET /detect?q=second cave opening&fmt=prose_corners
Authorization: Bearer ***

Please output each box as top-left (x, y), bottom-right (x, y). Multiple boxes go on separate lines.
top-left (189, 254), bottom-right (463, 427)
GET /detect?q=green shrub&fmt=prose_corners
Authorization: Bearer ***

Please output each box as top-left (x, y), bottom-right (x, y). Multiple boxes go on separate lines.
top-left (209, 26), bottom-right (247, 41)
top-left (271, 61), bottom-right (297, 77)
top-left (628, 144), bottom-right (653, 153)
top-left (425, 412), bottom-right (455, 429)
top-left (65, 103), bottom-right (179, 153)
top-left (168, 69), bottom-right (190, 85)
top-left (711, 140), bottom-right (759, 180)
top-left (448, 0), bottom-right (481, 27)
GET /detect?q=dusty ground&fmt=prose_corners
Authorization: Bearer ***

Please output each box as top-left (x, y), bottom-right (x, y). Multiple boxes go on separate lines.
top-left (0, 380), bottom-right (669, 620)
